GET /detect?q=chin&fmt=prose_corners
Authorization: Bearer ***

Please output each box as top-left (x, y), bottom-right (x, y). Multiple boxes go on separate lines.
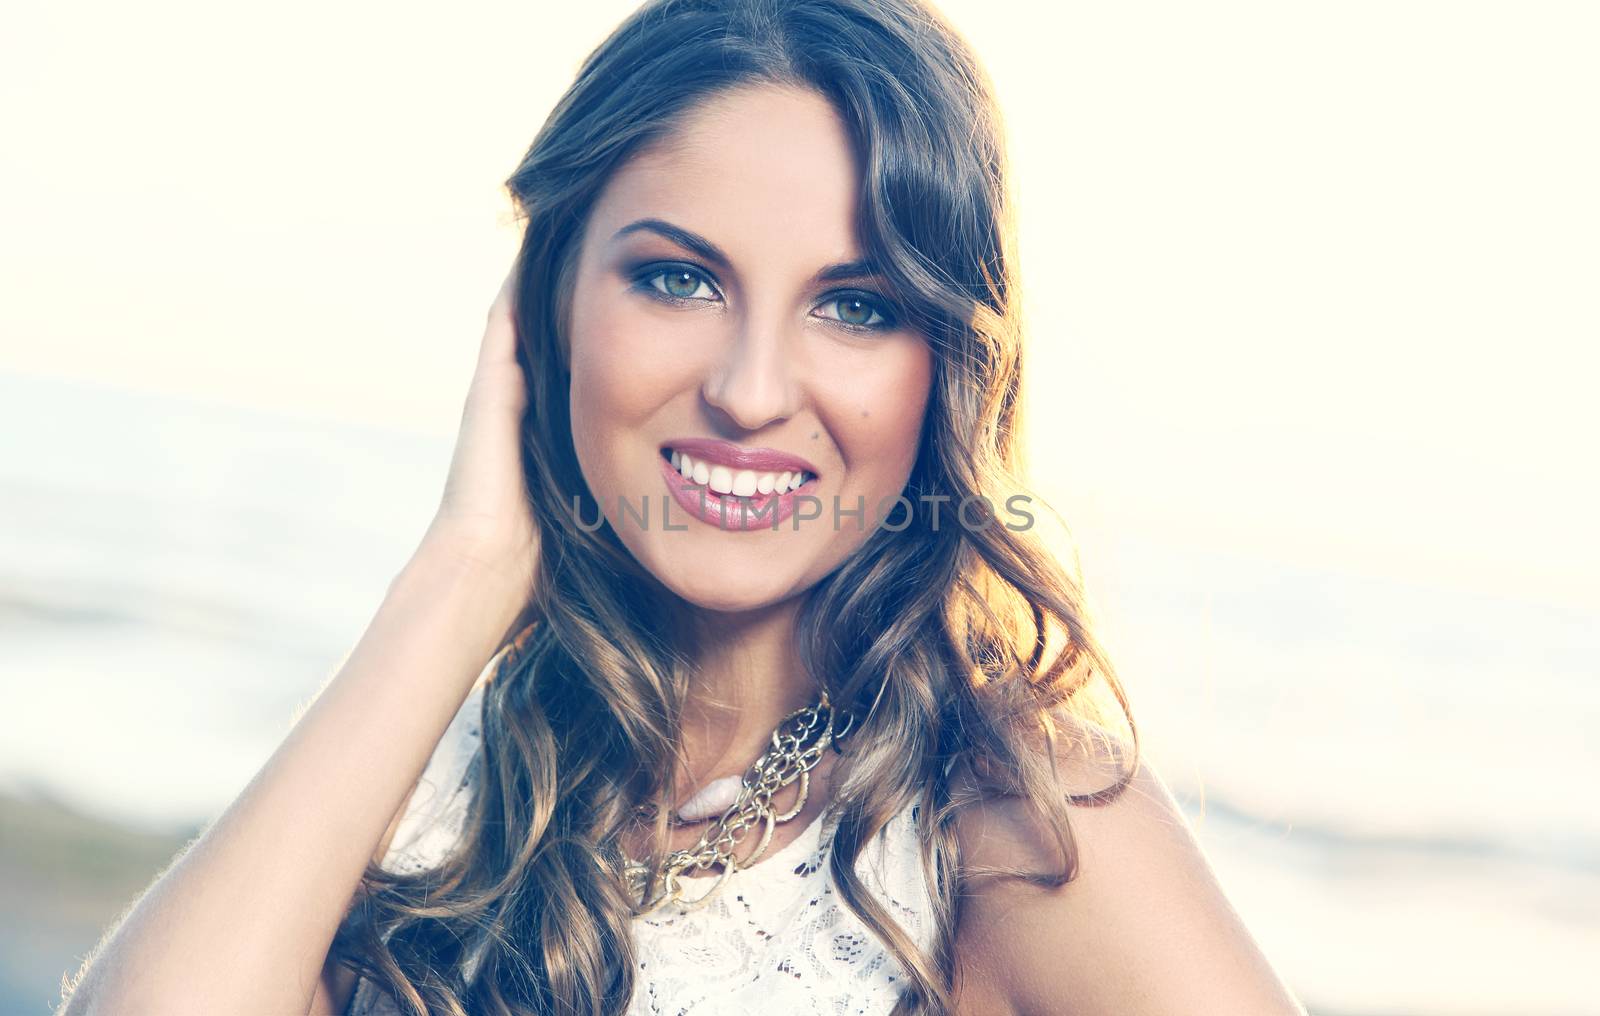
top-left (640, 545), bottom-right (812, 615)
top-left (679, 586), bottom-right (794, 615)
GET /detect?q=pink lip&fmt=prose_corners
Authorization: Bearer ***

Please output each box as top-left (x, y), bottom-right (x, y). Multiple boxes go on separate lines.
top-left (658, 453), bottom-right (816, 532)
top-left (660, 437), bottom-right (819, 477)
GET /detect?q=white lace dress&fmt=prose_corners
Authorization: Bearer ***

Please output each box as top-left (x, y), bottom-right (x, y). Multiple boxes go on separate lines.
top-left (346, 677), bottom-right (937, 1015)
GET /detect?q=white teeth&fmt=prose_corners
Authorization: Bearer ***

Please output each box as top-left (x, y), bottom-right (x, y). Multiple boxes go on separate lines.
top-left (666, 449), bottom-right (813, 495)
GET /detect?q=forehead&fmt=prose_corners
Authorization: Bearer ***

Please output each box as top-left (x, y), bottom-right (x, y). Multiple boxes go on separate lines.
top-left (586, 85), bottom-right (865, 267)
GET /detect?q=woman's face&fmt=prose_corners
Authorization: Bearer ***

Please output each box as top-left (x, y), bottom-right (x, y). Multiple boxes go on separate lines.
top-left (565, 84), bottom-right (934, 614)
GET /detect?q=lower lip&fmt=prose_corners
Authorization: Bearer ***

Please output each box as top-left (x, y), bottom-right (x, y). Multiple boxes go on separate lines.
top-left (658, 453), bottom-right (814, 532)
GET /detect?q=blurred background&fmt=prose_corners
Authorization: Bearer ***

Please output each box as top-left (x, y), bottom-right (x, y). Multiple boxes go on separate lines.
top-left (2, 1), bottom-right (1596, 1013)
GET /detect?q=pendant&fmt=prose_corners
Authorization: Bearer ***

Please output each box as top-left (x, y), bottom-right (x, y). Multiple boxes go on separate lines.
top-left (672, 774), bottom-right (744, 823)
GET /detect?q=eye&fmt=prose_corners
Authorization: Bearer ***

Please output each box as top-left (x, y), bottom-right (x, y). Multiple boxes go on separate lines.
top-left (631, 262), bottom-right (720, 303)
top-left (628, 262), bottom-right (899, 334)
top-left (814, 291), bottom-right (898, 333)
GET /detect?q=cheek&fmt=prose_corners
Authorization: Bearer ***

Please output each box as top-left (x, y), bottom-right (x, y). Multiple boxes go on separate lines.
top-left (565, 295), bottom-right (675, 502)
top-left (567, 290), bottom-right (683, 447)
top-left (832, 341), bottom-right (934, 484)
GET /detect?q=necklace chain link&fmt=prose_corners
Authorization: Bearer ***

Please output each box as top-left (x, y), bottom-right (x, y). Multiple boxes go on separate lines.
top-left (624, 692), bottom-right (851, 916)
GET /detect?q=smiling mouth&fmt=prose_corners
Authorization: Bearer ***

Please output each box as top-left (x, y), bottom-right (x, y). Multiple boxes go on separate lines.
top-left (659, 447), bottom-right (815, 497)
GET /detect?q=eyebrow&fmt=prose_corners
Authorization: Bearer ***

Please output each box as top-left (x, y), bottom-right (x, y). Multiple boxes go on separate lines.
top-left (610, 217), bottom-right (884, 286)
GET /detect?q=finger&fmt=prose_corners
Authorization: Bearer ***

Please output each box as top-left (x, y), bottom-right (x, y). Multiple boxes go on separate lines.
top-left (475, 259), bottom-right (522, 375)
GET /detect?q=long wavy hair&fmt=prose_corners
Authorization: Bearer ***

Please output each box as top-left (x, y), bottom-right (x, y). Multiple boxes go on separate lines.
top-left (330, 0), bottom-right (1139, 1012)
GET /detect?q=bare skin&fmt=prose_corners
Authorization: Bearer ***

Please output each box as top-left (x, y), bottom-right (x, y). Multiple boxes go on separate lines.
top-left (562, 84), bottom-right (932, 745)
top-left (948, 753), bottom-right (1308, 1015)
top-left (568, 84), bottom-right (935, 888)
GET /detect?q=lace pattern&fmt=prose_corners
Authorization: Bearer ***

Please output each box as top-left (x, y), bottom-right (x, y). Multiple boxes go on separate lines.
top-left (347, 682), bottom-right (936, 1015)
top-left (625, 799), bottom-right (934, 1015)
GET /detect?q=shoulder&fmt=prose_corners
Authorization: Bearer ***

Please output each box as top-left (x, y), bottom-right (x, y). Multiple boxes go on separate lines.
top-left (948, 730), bottom-right (1305, 1016)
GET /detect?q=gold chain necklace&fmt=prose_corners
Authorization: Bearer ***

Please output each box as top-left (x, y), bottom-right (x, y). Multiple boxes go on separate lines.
top-left (623, 691), bottom-right (853, 916)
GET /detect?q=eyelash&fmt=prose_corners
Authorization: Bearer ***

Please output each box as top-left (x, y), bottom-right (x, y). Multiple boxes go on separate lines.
top-left (627, 261), bottom-right (900, 334)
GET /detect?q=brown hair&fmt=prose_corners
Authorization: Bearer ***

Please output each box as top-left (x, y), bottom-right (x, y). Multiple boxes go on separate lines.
top-left (329, 1), bottom-right (1138, 1012)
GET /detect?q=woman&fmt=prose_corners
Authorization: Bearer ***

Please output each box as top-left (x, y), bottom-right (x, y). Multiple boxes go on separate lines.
top-left (59, 1), bottom-right (1305, 1013)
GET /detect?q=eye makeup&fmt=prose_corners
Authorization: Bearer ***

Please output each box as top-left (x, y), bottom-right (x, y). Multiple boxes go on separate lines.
top-left (621, 258), bottom-right (902, 335)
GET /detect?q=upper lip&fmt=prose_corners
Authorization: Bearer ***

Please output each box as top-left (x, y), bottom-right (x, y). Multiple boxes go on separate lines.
top-left (662, 437), bottom-right (820, 477)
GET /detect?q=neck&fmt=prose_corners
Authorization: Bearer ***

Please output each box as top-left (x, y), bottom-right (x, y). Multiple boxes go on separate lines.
top-left (674, 593), bottom-right (817, 791)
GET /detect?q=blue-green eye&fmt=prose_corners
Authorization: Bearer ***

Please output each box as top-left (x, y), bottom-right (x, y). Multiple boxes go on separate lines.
top-left (815, 292), bottom-right (897, 332)
top-left (632, 263), bottom-right (719, 303)
top-left (628, 261), bottom-right (899, 334)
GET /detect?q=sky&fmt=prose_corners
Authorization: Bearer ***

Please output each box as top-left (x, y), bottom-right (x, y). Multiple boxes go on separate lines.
top-left (2, 0), bottom-right (1595, 610)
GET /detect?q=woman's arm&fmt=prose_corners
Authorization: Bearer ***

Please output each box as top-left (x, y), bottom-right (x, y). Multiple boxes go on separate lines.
top-left (56, 543), bottom-right (528, 1016)
top-left (58, 266), bottom-right (539, 1016)
top-left (307, 775), bottom-right (422, 1016)
top-left (952, 752), bottom-right (1306, 1016)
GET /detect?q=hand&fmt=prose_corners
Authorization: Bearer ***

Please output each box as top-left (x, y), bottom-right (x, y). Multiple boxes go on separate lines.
top-left (422, 259), bottom-right (542, 593)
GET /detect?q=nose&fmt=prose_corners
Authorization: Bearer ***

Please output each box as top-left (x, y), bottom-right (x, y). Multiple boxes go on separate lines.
top-left (700, 316), bottom-right (803, 431)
